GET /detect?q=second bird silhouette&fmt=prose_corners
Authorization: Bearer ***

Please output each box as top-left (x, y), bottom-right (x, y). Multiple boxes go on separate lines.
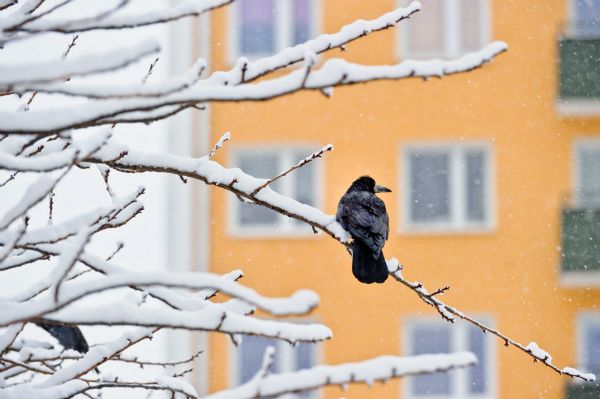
top-left (336, 176), bottom-right (391, 284)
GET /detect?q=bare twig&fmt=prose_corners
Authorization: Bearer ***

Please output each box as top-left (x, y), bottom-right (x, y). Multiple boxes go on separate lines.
top-left (105, 241), bottom-right (123, 262)
top-left (250, 144), bottom-right (333, 196)
top-left (47, 190), bottom-right (54, 225)
top-left (141, 57), bottom-right (159, 84)
top-left (62, 34), bottom-right (79, 59)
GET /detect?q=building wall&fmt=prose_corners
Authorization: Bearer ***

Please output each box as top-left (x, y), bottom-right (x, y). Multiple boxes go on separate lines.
top-left (203, 1), bottom-right (600, 397)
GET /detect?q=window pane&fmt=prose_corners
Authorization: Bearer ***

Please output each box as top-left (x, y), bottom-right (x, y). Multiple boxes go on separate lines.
top-left (467, 325), bottom-right (488, 394)
top-left (238, 336), bottom-right (279, 383)
top-left (574, 0), bottom-right (600, 36)
top-left (292, 151), bottom-right (316, 206)
top-left (586, 324), bottom-right (600, 377)
top-left (238, 152), bottom-right (280, 225)
top-left (410, 325), bottom-right (452, 396)
top-left (409, 152), bottom-right (450, 223)
top-left (295, 342), bottom-right (315, 398)
top-left (403, 0), bottom-right (446, 57)
top-left (295, 342), bottom-right (314, 370)
top-left (290, 151), bottom-right (317, 228)
top-left (293, 0), bottom-right (312, 45)
top-left (578, 148), bottom-right (600, 207)
top-left (459, 0), bottom-right (485, 52)
top-left (465, 150), bottom-right (486, 222)
top-left (240, 0), bottom-right (275, 55)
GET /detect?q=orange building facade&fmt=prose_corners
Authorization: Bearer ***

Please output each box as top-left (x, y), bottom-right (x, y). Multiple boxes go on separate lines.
top-left (190, 1), bottom-right (600, 397)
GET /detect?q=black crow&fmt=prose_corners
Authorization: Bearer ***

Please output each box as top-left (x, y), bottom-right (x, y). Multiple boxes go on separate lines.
top-left (36, 322), bottom-right (89, 353)
top-left (336, 176), bottom-right (391, 284)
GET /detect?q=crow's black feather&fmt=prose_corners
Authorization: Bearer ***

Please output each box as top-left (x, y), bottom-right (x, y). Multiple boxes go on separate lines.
top-left (36, 322), bottom-right (89, 353)
top-left (336, 176), bottom-right (390, 284)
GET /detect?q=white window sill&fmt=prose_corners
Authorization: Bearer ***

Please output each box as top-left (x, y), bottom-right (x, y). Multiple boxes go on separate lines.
top-left (406, 396), bottom-right (494, 399)
top-left (560, 271), bottom-right (600, 287)
top-left (400, 223), bottom-right (496, 236)
top-left (556, 99), bottom-right (600, 117)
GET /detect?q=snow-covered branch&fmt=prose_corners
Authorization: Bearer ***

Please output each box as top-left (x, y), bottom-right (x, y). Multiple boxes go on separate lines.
top-left (3, 0), bottom-right (235, 34)
top-left (203, 350), bottom-right (477, 399)
top-left (86, 135), bottom-right (596, 383)
top-left (387, 261), bottom-right (597, 382)
top-left (0, 41), bottom-right (506, 135)
top-left (0, 350), bottom-right (476, 399)
top-left (0, 40), bottom-right (159, 88)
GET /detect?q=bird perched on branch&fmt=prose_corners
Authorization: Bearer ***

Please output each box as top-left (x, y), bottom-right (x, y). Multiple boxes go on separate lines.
top-left (336, 176), bottom-right (391, 284)
top-left (36, 322), bottom-right (89, 353)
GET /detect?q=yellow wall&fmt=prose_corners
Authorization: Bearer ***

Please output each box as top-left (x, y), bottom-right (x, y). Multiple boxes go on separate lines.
top-left (202, 1), bottom-right (600, 397)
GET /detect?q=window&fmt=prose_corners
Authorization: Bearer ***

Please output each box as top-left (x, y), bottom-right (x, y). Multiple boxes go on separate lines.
top-left (234, 335), bottom-right (317, 398)
top-left (402, 143), bottom-right (493, 232)
top-left (570, 0), bottom-right (600, 37)
top-left (229, 146), bottom-right (322, 236)
top-left (404, 318), bottom-right (495, 398)
top-left (574, 140), bottom-right (600, 208)
top-left (396, 0), bottom-right (490, 59)
top-left (577, 313), bottom-right (600, 382)
top-left (230, 0), bottom-right (318, 60)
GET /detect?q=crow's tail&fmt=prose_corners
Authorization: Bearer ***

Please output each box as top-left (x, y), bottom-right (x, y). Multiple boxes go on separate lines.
top-left (36, 323), bottom-right (89, 353)
top-left (351, 240), bottom-right (388, 284)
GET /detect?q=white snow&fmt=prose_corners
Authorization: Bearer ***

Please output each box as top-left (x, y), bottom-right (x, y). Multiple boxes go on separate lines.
top-left (11, 0), bottom-right (235, 33)
top-left (0, 40), bottom-right (159, 86)
top-left (526, 342), bottom-right (552, 363)
top-left (205, 351), bottom-right (476, 399)
top-left (561, 367), bottom-right (596, 382)
top-left (0, 41), bottom-right (507, 134)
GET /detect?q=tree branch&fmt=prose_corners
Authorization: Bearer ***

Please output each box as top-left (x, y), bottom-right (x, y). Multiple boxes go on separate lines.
top-left (86, 136), bottom-right (596, 382)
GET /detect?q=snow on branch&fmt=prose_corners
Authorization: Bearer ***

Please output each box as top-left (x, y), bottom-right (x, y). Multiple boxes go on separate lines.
top-left (0, 42), bottom-right (506, 134)
top-left (1, 349), bottom-right (476, 399)
top-left (0, 39), bottom-right (159, 88)
top-left (211, 0), bottom-right (423, 85)
top-left (384, 259), bottom-right (594, 382)
top-left (0, 41), bottom-right (506, 135)
top-left (41, 301), bottom-right (331, 344)
top-left (0, 128), bottom-right (110, 172)
top-left (0, 271), bottom-right (324, 325)
top-left (37, 327), bottom-right (154, 388)
top-left (6, 0), bottom-right (235, 34)
top-left (0, 0), bottom-right (18, 12)
top-left (206, 350), bottom-right (476, 399)
top-left (12, 58), bottom-right (208, 99)
top-left (0, 173), bottom-right (63, 231)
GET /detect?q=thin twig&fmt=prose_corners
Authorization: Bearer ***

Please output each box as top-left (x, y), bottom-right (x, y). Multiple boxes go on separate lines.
top-left (105, 241), bottom-right (124, 262)
top-left (142, 57), bottom-right (159, 84)
top-left (250, 144), bottom-right (333, 196)
top-left (62, 34), bottom-right (79, 59)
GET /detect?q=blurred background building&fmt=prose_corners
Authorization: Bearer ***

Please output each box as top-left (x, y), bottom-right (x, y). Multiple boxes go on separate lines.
top-left (173, 0), bottom-right (600, 397)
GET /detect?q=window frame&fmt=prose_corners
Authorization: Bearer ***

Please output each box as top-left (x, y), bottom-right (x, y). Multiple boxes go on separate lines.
top-left (228, 144), bottom-right (324, 238)
top-left (400, 141), bottom-right (495, 234)
top-left (573, 138), bottom-right (600, 207)
top-left (395, 0), bottom-right (491, 60)
top-left (228, 0), bottom-right (321, 64)
top-left (229, 331), bottom-right (322, 398)
top-left (402, 316), bottom-right (497, 399)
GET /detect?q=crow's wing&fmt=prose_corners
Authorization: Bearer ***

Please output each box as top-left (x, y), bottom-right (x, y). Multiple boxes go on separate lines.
top-left (336, 191), bottom-right (389, 256)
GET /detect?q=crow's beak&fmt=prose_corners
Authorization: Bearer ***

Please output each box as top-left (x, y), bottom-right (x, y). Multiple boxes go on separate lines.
top-left (374, 184), bottom-right (392, 193)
